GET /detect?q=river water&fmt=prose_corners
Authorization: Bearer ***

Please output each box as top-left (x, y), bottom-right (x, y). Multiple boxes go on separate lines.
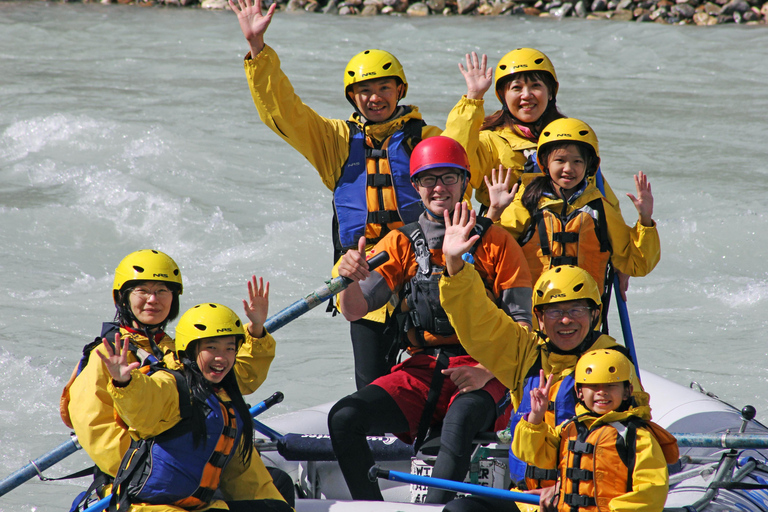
top-left (1, 2), bottom-right (767, 510)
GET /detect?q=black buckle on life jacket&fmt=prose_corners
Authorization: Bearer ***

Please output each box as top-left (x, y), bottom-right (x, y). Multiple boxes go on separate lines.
top-left (367, 174), bottom-right (393, 188)
top-left (552, 232), bottom-right (579, 244)
top-left (222, 425), bottom-right (238, 439)
top-left (525, 465), bottom-right (558, 481)
top-left (192, 486), bottom-right (216, 504)
top-left (566, 467), bottom-right (593, 481)
top-left (209, 451), bottom-right (229, 468)
top-left (568, 440), bottom-right (595, 455)
top-left (366, 148), bottom-right (388, 159)
top-left (367, 210), bottom-right (401, 224)
top-left (563, 494), bottom-right (596, 507)
top-left (547, 401), bottom-right (555, 411)
top-left (551, 256), bottom-right (578, 266)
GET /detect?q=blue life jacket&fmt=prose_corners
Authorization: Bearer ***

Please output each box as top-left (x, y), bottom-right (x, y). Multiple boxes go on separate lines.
top-left (508, 356), bottom-right (577, 487)
top-left (110, 370), bottom-right (241, 509)
top-left (333, 119), bottom-right (424, 255)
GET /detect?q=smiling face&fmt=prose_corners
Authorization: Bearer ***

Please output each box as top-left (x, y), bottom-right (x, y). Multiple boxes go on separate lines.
top-left (546, 144), bottom-right (588, 196)
top-left (535, 299), bottom-right (599, 352)
top-left (348, 77), bottom-right (404, 123)
top-left (578, 382), bottom-right (632, 415)
top-left (502, 75), bottom-right (551, 124)
top-left (412, 167), bottom-right (466, 219)
top-left (128, 281), bottom-right (173, 327)
top-left (194, 335), bottom-right (238, 384)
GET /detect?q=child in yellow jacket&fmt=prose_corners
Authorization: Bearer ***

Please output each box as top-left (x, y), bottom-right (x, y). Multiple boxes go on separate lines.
top-left (512, 349), bottom-right (678, 512)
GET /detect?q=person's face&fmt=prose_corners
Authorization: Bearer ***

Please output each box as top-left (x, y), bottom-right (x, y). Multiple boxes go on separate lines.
top-left (348, 77), bottom-right (404, 123)
top-left (412, 168), bottom-right (465, 219)
top-left (195, 336), bottom-right (238, 384)
top-left (128, 281), bottom-right (173, 326)
top-left (535, 299), bottom-right (598, 352)
top-left (503, 76), bottom-right (551, 124)
top-left (547, 145), bottom-right (587, 193)
top-left (577, 382), bottom-right (632, 415)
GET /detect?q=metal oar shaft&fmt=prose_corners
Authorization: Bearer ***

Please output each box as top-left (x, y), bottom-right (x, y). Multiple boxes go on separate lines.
top-left (369, 466), bottom-right (540, 505)
top-left (263, 251), bottom-right (389, 333)
top-left (0, 436), bottom-right (81, 497)
top-left (675, 433), bottom-right (768, 448)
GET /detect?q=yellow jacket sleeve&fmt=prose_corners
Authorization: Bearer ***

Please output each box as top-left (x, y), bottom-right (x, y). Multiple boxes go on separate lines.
top-left (511, 419), bottom-right (561, 471)
top-left (108, 370), bottom-right (183, 439)
top-left (233, 328), bottom-right (276, 396)
top-left (244, 45), bottom-right (352, 191)
top-left (441, 95), bottom-right (487, 193)
top-left (604, 199), bottom-right (661, 278)
top-left (608, 428), bottom-right (669, 512)
top-left (219, 439), bottom-right (286, 503)
top-left (439, 262), bottom-right (539, 400)
top-left (68, 343), bottom-right (133, 477)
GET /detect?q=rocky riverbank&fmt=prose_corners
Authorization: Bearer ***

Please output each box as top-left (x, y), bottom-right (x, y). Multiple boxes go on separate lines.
top-left (91, 0), bottom-right (768, 24)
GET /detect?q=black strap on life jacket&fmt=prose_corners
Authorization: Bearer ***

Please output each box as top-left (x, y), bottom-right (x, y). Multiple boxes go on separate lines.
top-left (109, 367), bottom-right (194, 512)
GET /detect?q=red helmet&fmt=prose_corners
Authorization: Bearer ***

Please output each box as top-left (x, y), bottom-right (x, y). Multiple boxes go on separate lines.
top-left (409, 136), bottom-right (470, 180)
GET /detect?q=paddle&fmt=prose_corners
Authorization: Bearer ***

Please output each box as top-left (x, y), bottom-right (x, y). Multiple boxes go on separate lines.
top-left (0, 391), bottom-right (283, 498)
top-left (0, 250), bottom-right (387, 497)
top-left (594, 170), bottom-right (640, 377)
top-left (369, 466), bottom-right (540, 505)
top-left (78, 392), bottom-right (284, 512)
top-left (263, 250), bottom-right (389, 333)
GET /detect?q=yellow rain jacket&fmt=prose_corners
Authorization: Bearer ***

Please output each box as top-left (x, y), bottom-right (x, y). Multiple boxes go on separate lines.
top-left (438, 263), bottom-right (645, 414)
top-left (513, 402), bottom-right (676, 512)
top-left (67, 326), bottom-right (275, 477)
top-left (107, 367), bottom-right (284, 512)
top-left (442, 96), bottom-right (622, 212)
top-left (498, 175), bottom-right (660, 293)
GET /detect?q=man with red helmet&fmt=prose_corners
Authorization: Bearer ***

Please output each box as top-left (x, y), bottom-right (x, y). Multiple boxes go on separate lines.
top-left (328, 136), bottom-right (532, 503)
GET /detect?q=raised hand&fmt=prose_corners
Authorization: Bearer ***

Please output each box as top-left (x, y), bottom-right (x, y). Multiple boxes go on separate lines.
top-left (459, 52), bottom-right (492, 101)
top-left (484, 165), bottom-right (518, 222)
top-left (228, 0), bottom-right (277, 56)
top-left (627, 171), bottom-right (654, 227)
top-left (96, 333), bottom-right (139, 384)
top-left (442, 202), bottom-right (479, 276)
top-left (527, 369), bottom-right (553, 425)
top-left (243, 275), bottom-right (270, 338)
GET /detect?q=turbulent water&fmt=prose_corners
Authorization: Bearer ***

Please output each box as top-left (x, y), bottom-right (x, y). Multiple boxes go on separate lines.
top-left (1, 2), bottom-right (768, 509)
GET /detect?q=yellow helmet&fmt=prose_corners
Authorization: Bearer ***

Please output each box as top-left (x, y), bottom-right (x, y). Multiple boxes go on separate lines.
top-left (494, 48), bottom-right (559, 104)
top-left (575, 349), bottom-right (632, 385)
top-left (112, 249), bottom-right (183, 304)
top-left (536, 117), bottom-right (601, 175)
top-left (343, 49), bottom-right (408, 106)
top-left (175, 303), bottom-right (245, 354)
top-left (532, 265), bottom-right (601, 311)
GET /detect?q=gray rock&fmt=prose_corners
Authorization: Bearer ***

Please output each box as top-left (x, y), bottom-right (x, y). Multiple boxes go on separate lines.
top-left (671, 2), bottom-right (695, 15)
top-left (200, 0), bottom-right (227, 8)
top-left (407, 1), bottom-right (431, 13)
top-left (457, 0), bottom-right (478, 12)
top-left (323, 0), bottom-right (339, 12)
top-left (636, 10), bottom-right (653, 18)
top-left (574, 0), bottom-right (588, 15)
top-left (616, 0), bottom-right (633, 9)
top-left (591, 0), bottom-right (607, 10)
top-left (721, 0), bottom-right (749, 13)
top-left (550, 2), bottom-right (573, 15)
top-left (360, 3), bottom-right (380, 13)
top-left (426, 0), bottom-right (446, 10)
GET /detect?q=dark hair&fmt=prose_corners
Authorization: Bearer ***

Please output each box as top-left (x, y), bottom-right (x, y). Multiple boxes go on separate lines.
top-left (178, 340), bottom-right (254, 466)
top-left (521, 141), bottom-right (596, 212)
top-left (480, 70), bottom-right (564, 138)
top-left (114, 280), bottom-right (182, 330)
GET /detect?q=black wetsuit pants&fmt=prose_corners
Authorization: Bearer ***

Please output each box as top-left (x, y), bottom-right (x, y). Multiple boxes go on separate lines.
top-left (327, 383), bottom-right (498, 504)
top-left (350, 318), bottom-right (399, 390)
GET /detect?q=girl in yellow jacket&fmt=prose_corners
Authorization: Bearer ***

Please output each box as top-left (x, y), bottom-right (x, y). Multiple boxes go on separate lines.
top-left (487, 118), bottom-right (660, 300)
top-left (512, 349), bottom-right (678, 512)
top-left (99, 302), bottom-right (289, 512)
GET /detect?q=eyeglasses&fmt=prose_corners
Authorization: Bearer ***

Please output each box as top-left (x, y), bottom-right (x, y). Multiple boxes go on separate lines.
top-left (131, 287), bottom-right (172, 300)
top-left (541, 306), bottom-right (592, 320)
top-left (413, 172), bottom-right (463, 188)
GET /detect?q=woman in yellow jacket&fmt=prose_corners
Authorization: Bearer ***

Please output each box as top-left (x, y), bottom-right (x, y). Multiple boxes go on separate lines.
top-left (487, 118), bottom-right (660, 305)
top-left (62, 251), bottom-right (278, 508)
top-left (99, 303), bottom-right (288, 512)
top-left (512, 349), bottom-right (677, 511)
top-left (229, 0), bottom-right (462, 390)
